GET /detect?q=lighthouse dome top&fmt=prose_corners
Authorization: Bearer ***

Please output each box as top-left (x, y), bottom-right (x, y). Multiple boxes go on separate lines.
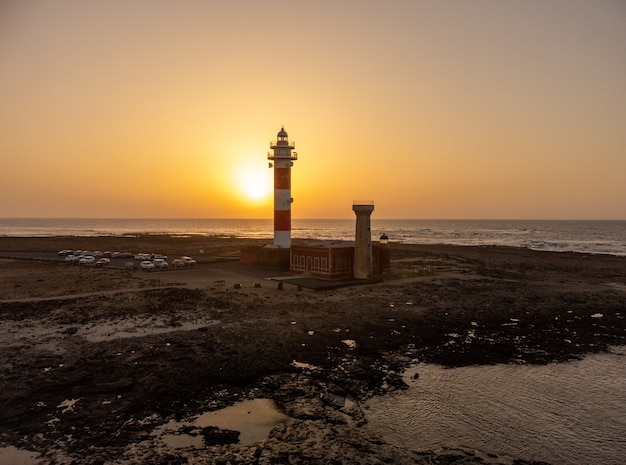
top-left (270, 127), bottom-right (295, 150)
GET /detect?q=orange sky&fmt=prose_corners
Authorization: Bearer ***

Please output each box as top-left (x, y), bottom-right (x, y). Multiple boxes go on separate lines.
top-left (1, 1), bottom-right (625, 219)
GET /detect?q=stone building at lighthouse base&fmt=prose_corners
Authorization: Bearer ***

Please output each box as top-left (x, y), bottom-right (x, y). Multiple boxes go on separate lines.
top-left (239, 239), bottom-right (390, 279)
top-left (289, 240), bottom-right (389, 279)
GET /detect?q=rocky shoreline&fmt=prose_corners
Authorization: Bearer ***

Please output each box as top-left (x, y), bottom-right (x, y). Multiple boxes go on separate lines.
top-left (0, 236), bottom-right (624, 464)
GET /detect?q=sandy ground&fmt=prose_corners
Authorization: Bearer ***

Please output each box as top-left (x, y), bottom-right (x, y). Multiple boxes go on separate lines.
top-left (0, 236), bottom-right (625, 465)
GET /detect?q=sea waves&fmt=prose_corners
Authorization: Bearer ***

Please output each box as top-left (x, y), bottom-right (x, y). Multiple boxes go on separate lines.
top-left (0, 218), bottom-right (624, 256)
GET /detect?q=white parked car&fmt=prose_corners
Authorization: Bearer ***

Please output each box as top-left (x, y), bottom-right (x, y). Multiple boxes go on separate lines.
top-left (153, 258), bottom-right (168, 269)
top-left (79, 256), bottom-right (96, 265)
top-left (180, 256), bottom-right (197, 267)
top-left (140, 260), bottom-right (155, 271)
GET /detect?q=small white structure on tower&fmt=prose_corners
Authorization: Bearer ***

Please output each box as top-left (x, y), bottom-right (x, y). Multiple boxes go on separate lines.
top-left (268, 127), bottom-right (298, 248)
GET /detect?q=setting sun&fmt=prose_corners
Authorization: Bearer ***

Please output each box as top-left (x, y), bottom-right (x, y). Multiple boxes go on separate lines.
top-left (234, 164), bottom-right (272, 202)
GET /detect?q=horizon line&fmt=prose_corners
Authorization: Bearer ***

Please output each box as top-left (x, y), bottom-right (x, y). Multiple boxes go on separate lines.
top-left (1, 217), bottom-right (625, 222)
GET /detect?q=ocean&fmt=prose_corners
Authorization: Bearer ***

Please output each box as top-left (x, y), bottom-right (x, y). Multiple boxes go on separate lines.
top-left (0, 218), bottom-right (624, 256)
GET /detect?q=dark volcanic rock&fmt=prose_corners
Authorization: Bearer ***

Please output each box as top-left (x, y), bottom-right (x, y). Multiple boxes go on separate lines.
top-left (2, 241), bottom-right (625, 464)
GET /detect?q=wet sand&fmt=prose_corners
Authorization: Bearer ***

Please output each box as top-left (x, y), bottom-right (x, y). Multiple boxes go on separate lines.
top-left (0, 236), bottom-right (625, 464)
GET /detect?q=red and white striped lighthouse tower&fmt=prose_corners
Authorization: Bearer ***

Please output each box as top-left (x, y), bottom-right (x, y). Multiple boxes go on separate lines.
top-left (268, 127), bottom-right (298, 248)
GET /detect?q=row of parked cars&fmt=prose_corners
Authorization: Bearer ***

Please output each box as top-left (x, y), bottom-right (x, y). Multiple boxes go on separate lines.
top-left (58, 249), bottom-right (197, 270)
top-left (58, 250), bottom-right (133, 259)
top-left (62, 254), bottom-right (113, 266)
top-left (137, 254), bottom-right (197, 271)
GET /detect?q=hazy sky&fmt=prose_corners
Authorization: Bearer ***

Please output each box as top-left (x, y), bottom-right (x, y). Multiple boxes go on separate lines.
top-left (2, 1), bottom-right (625, 219)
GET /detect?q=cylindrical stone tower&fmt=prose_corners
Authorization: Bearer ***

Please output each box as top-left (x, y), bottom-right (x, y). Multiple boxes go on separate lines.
top-left (267, 127), bottom-right (298, 248)
top-left (352, 201), bottom-right (374, 279)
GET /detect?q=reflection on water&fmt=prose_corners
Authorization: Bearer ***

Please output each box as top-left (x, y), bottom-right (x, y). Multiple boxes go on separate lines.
top-left (196, 398), bottom-right (289, 446)
top-left (155, 398), bottom-right (289, 449)
top-left (0, 446), bottom-right (40, 465)
top-left (365, 348), bottom-right (626, 465)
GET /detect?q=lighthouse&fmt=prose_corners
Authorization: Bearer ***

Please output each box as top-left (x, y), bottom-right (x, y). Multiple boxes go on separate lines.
top-left (268, 127), bottom-right (298, 248)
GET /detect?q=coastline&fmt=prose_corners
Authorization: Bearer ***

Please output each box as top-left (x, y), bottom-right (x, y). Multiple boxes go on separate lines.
top-left (1, 218), bottom-right (625, 256)
top-left (1, 236), bottom-right (625, 464)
